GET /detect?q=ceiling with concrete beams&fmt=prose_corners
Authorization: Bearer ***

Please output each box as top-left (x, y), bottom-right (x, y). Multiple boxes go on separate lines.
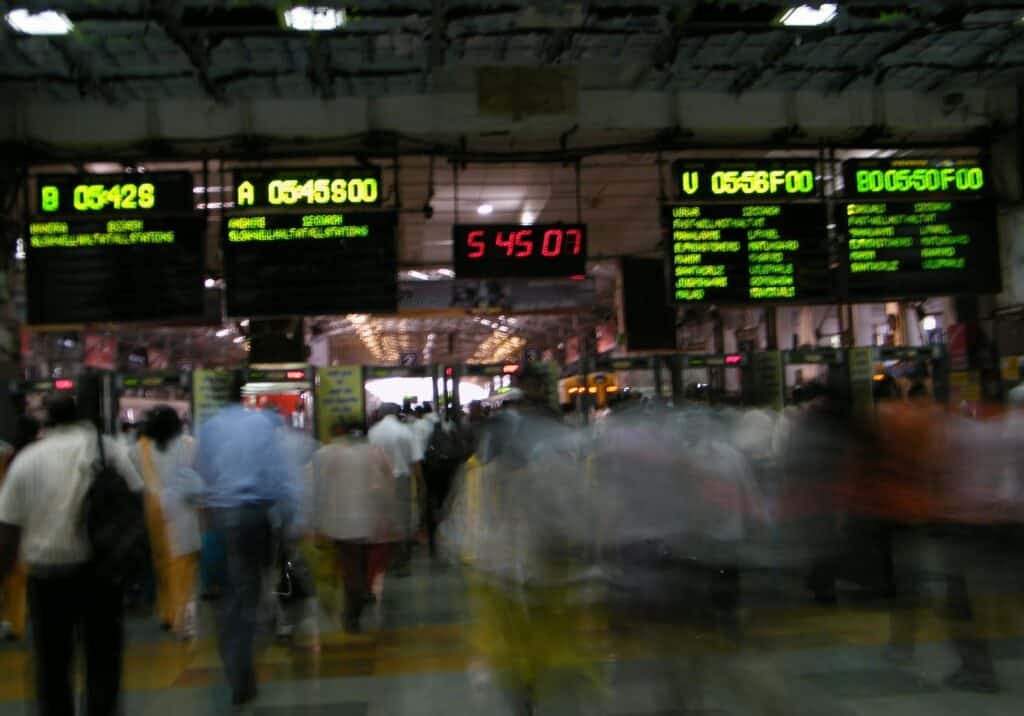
top-left (0, 1), bottom-right (1021, 157)
top-left (3, 1), bottom-right (1024, 103)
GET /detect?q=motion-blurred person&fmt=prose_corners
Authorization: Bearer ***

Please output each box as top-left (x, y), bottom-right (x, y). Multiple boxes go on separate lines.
top-left (421, 407), bottom-right (464, 560)
top-left (313, 422), bottom-right (397, 632)
top-left (0, 415), bottom-right (39, 642)
top-left (196, 402), bottom-right (298, 709)
top-left (0, 394), bottom-right (143, 716)
top-left (368, 403), bottom-right (423, 575)
top-left (445, 365), bottom-right (601, 715)
top-left (131, 406), bottom-right (202, 641)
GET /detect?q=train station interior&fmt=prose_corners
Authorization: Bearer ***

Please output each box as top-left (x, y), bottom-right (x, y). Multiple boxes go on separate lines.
top-left (2, 1), bottom-right (1024, 715)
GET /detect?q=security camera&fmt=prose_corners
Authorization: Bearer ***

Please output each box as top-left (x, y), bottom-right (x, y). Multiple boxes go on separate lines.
top-left (422, 202), bottom-right (434, 220)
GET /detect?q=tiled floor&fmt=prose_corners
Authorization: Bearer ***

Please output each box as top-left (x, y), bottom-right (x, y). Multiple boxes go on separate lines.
top-left (1, 558), bottom-right (1024, 714)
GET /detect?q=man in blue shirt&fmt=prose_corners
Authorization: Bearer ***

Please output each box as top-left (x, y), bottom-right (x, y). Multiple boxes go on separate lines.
top-left (197, 404), bottom-right (298, 709)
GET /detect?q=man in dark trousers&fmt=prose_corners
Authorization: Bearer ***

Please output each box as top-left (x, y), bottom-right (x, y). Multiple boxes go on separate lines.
top-left (196, 401), bottom-right (298, 710)
top-left (0, 393), bottom-right (143, 716)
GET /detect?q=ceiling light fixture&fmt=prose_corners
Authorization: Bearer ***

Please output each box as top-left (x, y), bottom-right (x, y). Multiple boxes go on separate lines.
top-left (477, 203), bottom-right (494, 216)
top-left (407, 270), bottom-right (430, 281)
top-left (282, 6), bottom-right (346, 31)
top-left (5, 8), bottom-right (74, 35)
top-left (438, 268), bottom-right (454, 278)
top-left (216, 328), bottom-right (232, 338)
top-left (777, 3), bottom-right (838, 27)
top-left (204, 278), bottom-right (217, 289)
top-left (521, 210), bottom-right (536, 225)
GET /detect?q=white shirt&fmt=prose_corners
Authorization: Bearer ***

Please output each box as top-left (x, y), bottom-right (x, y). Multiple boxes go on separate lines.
top-left (130, 435), bottom-right (202, 557)
top-left (0, 424), bottom-right (143, 567)
top-left (313, 438), bottom-right (398, 541)
top-left (367, 415), bottom-right (421, 478)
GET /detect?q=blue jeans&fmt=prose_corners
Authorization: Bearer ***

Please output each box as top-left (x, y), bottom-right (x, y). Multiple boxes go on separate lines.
top-left (207, 504), bottom-right (272, 703)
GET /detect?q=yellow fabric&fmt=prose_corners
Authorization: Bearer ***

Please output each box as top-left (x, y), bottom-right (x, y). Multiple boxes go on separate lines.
top-left (138, 438), bottom-right (178, 630)
top-left (467, 574), bottom-right (603, 694)
top-left (1, 562), bottom-right (26, 638)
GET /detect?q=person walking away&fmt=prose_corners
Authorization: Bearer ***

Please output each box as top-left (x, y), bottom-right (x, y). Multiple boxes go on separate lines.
top-left (131, 406), bottom-right (203, 641)
top-left (368, 404), bottom-right (423, 576)
top-left (422, 411), bottom-right (464, 560)
top-left (313, 421), bottom-right (398, 632)
top-left (196, 403), bottom-right (298, 710)
top-left (0, 415), bottom-right (39, 643)
top-left (0, 394), bottom-right (143, 716)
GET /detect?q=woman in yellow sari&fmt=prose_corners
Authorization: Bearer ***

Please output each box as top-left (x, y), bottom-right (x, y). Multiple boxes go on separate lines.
top-left (131, 406), bottom-right (203, 640)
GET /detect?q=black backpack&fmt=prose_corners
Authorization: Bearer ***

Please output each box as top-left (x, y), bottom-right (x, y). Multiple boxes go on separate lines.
top-left (424, 421), bottom-right (463, 474)
top-left (80, 428), bottom-right (150, 588)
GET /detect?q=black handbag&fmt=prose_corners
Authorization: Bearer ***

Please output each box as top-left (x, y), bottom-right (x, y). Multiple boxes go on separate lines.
top-left (275, 548), bottom-right (316, 604)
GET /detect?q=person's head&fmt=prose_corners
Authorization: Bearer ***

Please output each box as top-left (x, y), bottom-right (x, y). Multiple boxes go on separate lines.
top-left (379, 403), bottom-right (402, 420)
top-left (511, 364), bottom-right (549, 406)
top-left (413, 406), bottom-right (425, 419)
top-left (331, 420), bottom-right (364, 438)
top-left (141, 405), bottom-right (183, 451)
top-left (12, 415), bottom-right (40, 453)
top-left (44, 393), bottom-right (79, 428)
top-left (422, 403), bottom-right (433, 415)
top-left (907, 382), bottom-right (931, 403)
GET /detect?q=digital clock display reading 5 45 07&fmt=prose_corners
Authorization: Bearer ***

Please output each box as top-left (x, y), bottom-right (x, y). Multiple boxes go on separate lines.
top-left (453, 224), bottom-right (587, 279)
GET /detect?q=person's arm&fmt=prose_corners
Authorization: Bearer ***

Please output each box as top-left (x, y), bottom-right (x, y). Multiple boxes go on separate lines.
top-left (108, 437), bottom-right (145, 492)
top-left (0, 457), bottom-right (26, 580)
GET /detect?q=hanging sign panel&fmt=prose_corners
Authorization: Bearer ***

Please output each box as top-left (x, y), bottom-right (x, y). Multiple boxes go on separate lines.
top-left (231, 167), bottom-right (382, 210)
top-left (668, 203), bottom-right (831, 303)
top-left (453, 223), bottom-right (587, 279)
top-left (222, 211), bottom-right (398, 316)
top-left (839, 156), bottom-right (1000, 299)
top-left (841, 157), bottom-right (988, 198)
top-left (671, 158), bottom-right (821, 201)
top-left (35, 172), bottom-right (195, 216)
top-left (25, 216), bottom-right (205, 324)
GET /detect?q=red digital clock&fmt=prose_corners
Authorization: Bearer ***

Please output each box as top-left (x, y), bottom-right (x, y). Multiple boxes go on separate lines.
top-left (453, 223), bottom-right (587, 279)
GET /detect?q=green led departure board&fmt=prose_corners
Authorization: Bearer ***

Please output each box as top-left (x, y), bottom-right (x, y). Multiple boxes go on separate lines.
top-left (232, 167), bottom-right (382, 210)
top-left (667, 203), bottom-right (831, 303)
top-left (671, 158), bottom-right (820, 200)
top-left (35, 172), bottom-right (195, 216)
top-left (25, 217), bottom-right (205, 324)
top-left (842, 157), bottom-right (987, 197)
top-left (839, 200), bottom-right (1000, 298)
top-left (222, 211), bottom-right (397, 316)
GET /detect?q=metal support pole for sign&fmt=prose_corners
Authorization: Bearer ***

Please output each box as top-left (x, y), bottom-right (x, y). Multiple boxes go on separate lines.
top-left (452, 162), bottom-right (460, 225)
top-left (574, 159), bottom-right (583, 224)
top-left (431, 364), bottom-right (440, 413)
top-left (653, 358), bottom-right (664, 400)
top-left (451, 368), bottom-right (460, 419)
top-left (670, 354), bottom-right (685, 404)
top-left (765, 307), bottom-right (778, 350)
top-left (392, 154), bottom-right (401, 210)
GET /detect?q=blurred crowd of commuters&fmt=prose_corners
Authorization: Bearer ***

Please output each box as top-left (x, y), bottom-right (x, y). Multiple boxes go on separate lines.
top-left (0, 364), bottom-right (1022, 713)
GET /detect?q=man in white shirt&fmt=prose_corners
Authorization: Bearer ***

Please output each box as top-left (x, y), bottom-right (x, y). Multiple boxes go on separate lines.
top-left (367, 404), bottom-right (423, 574)
top-left (0, 393), bottom-right (144, 716)
top-left (314, 421), bottom-right (397, 631)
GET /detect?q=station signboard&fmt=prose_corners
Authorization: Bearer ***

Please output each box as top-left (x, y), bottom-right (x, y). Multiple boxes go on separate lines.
top-left (34, 172), bottom-right (195, 216)
top-left (671, 158), bottom-right (820, 201)
top-left (26, 215), bottom-right (205, 324)
top-left (221, 211), bottom-right (398, 317)
top-left (667, 202), bottom-right (832, 304)
top-left (231, 166), bottom-right (382, 210)
top-left (453, 223), bottom-right (587, 279)
top-left (839, 156), bottom-right (1000, 299)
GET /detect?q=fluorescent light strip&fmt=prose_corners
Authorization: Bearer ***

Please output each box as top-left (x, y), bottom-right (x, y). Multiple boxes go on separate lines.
top-left (778, 3), bottom-right (838, 27)
top-left (283, 6), bottom-right (346, 31)
top-left (5, 9), bottom-right (73, 35)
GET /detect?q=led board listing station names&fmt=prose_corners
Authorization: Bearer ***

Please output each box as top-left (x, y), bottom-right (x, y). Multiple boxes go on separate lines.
top-left (669, 159), bottom-right (829, 304)
top-left (839, 157), bottom-right (1000, 298)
